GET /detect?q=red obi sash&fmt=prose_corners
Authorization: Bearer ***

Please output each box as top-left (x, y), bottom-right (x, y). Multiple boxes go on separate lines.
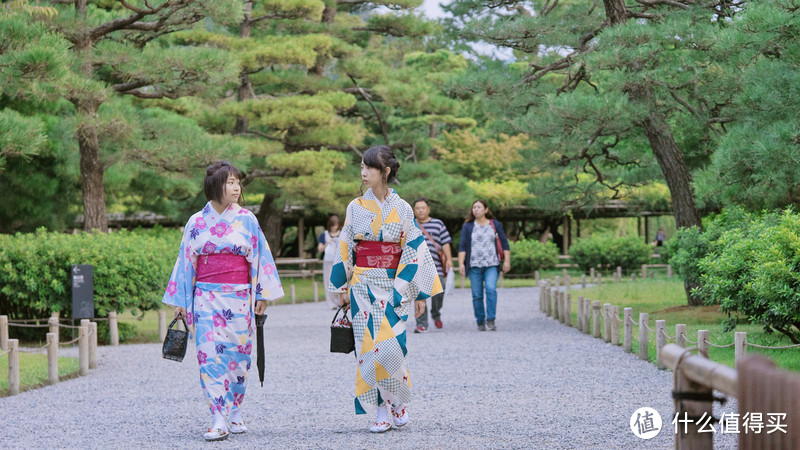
top-left (196, 254), bottom-right (249, 284)
top-left (355, 241), bottom-right (402, 269)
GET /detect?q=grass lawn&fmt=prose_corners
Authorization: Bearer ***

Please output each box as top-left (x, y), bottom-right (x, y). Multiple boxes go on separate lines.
top-left (568, 276), bottom-right (800, 372)
top-left (0, 352), bottom-right (80, 396)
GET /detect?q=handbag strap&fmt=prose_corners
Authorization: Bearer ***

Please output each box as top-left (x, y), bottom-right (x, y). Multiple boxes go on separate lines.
top-left (418, 221), bottom-right (442, 253)
top-left (169, 315), bottom-right (189, 331)
top-left (331, 305), bottom-right (348, 325)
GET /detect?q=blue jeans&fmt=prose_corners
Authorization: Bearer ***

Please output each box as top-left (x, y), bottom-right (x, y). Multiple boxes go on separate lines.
top-left (469, 266), bottom-right (498, 324)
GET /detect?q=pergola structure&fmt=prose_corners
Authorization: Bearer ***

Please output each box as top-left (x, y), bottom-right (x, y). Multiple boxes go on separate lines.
top-left (76, 200), bottom-right (673, 256)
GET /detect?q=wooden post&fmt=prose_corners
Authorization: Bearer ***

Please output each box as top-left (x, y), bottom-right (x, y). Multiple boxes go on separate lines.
top-left (8, 339), bottom-right (19, 395)
top-left (638, 313), bottom-right (649, 361)
top-left (597, 272), bottom-right (602, 285)
top-left (698, 330), bottom-right (709, 359)
top-left (616, 266), bottom-right (622, 282)
top-left (560, 292), bottom-right (567, 324)
top-left (669, 352), bottom-right (714, 449)
top-left (562, 268), bottom-right (568, 279)
top-left (641, 264), bottom-right (647, 280)
top-left (554, 275), bottom-right (560, 288)
top-left (603, 303), bottom-right (611, 342)
top-left (583, 299), bottom-right (591, 334)
top-left (0, 315), bottom-right (7, 351)
top-left (534, 270), bottom-right (540, 283)
top-left (564, 274), bottom-right (571, 291)
top-left (291, 284), bottom-right (296, 304)
top-left (589, 267), bottom-right (595, 283)
top-left (630, 272), bottom-right (636, 281)
top-left (108, 311), bottom-right (119, 346)
top-left (592, 301), bottom-right (601, 338)
top-left (89, 322), bottom-right (98, 369)
top-left (623, 307), bottom-right (632, 352)
top-left (313, 281), bottom-right (320, 302)
top-left (611, 305), bottom-right (620, 345)
top-left (565, 293), bottom-right (571, 327)
top-left (676, 324), bottom-right (687, 348)
top-left (656, 319), bottom-right (666, 369)
top-left (577, 296), bottom-right (584, 331)
top-left (79, 325), bottom-right (89, 376)
top-left (667, 264), bottom-right (673, 278)
top-left (48, 316), bottom-right (60, 346)
top-left (735, 332), bottom-right (747, 365)
top-left (158, 310), bottom-right (167, 343)
top-left (580, 274), bottom-right (586, 288)
top-left (47, 333), bottom-right (58, 385)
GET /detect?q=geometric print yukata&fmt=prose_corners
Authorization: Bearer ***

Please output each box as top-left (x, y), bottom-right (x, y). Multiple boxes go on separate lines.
top-left (162, 202), bottom-right (284, 418)
top-left (328, 188), bottom-right (442, 415)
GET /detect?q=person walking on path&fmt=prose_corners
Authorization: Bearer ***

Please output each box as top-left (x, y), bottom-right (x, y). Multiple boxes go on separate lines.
top-left (458, 199), bottom-right (510, 332)
top-left (162, 161), bottom-right (285, 442)
top-left (412, 197), bottom-right (452, 333)
top-left (328, 145), bottom-right (442, 433)
top-left (317, 214), bottom-right (342, 309)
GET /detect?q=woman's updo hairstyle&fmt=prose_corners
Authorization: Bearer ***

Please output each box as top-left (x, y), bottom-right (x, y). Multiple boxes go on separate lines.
top-left (204, 160), bottom-right (243, 203)
top-left (362, 145), bottom-right (400, 185)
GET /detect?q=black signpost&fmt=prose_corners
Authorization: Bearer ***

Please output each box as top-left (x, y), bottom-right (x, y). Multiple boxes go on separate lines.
top-left (71, 265), bottom-right (94, 321)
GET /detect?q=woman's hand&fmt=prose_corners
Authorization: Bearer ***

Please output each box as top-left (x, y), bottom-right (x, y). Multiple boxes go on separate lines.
top-left (173, 306), bottom-right (187, 319)
top-left (458, 265), bottom-right (465, 277)
top-left (414, 300), bottom-right (426, 318)
top-left (339, 293), bottom-right (350, 310)
top-left (254, 300), bottom-right (267, 315)
top-left (502, 260), bottom-right (511, 274)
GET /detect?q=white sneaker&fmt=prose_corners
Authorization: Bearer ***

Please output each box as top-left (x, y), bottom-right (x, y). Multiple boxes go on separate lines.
top-left (391, 404), bottom-right (409, 427)
top-left (203, 427), bottom-right (229, 441)
top-left (230, 421), bottom-right (248, 434)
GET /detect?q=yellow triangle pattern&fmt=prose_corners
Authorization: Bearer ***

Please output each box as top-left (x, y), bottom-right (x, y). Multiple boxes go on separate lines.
top-left (375, 361), bottom-right (392, 381)
top-left (375, 315), bottom-right (395, 343)
top-left (339, 239), bottom-right (348, 263)
top-left (360, 325), bottom-right (374, 355)
top-left (384, 208), bottom-right (400, 224)
top-left (355, 366), bottom-right (371, 396)
top-left (406, 369), bottom-right (411, 387)
top-left (357, 198), bottom-right (383, 235)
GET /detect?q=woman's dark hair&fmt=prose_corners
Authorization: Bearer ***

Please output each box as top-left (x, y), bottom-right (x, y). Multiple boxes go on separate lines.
top-left (466, 199), bottom-right (495, 222)
top-left (362, 145), bottom-right (400, 185)
top-left (326, 214), bottom-right (341, 232)
top-left (204, 160), bottom-right (243, 203)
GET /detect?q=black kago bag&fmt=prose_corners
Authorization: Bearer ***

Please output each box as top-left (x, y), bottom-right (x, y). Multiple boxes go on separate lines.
top-left (330, 305), bottom-right (355, 354)
top-left (162, 315), bottom-right (189, 362)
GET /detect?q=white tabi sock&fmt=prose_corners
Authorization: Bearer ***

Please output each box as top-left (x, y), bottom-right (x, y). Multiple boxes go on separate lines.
top-left (230, 408), bottom-right (244, 424)
top-left (211, 412), bottom-right (227, 431)
top-left (375, 404), bottom-right (390, 423)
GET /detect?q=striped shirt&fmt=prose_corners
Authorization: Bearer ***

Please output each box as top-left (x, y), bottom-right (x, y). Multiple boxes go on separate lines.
top-left (417, 218), bottom-right (451, 276)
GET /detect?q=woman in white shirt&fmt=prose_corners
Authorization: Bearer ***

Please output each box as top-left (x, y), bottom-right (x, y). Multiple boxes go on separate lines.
top-left (318, 214), bottom-right (342, 309)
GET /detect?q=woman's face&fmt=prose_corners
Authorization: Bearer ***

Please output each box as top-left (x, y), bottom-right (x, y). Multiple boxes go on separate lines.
top-left (222, 175), bottom-right (241, 205)
top-left (472, 201), bottom-right (487, 220)
top-left (361, 160), bottom-right (387, 189)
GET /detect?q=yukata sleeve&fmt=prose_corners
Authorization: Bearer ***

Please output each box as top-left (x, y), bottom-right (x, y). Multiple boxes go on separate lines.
top-left (328, 202), bottom-right (356, 293)
top-left (393, 206), bottom-right (443, 306)
top-left (162, 220), bottom-right (196, 309)
top-left (251, 216), bottom-right (284, 301)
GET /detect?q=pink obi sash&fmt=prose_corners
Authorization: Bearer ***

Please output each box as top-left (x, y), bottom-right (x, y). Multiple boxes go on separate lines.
top-left (196, 254), bottom-right (249, 284)
top-left (355, 241), bottom-right (402, 269)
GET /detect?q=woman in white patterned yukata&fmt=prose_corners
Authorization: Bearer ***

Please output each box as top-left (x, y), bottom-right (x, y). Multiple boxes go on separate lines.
top-left (163, 161), bottom-right (284, 441)
top-left (328, 146), bottom-right (442, 433)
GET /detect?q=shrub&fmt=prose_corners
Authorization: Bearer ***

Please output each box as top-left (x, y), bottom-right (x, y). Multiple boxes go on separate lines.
top-left (0, 228), bottom-right (177, 320)
top-left (508, 239), bottom-right (559, 274)
top-left (698, 208), bottom-right (800, 343)
top-left (569, 234), bottom-right (651, 272)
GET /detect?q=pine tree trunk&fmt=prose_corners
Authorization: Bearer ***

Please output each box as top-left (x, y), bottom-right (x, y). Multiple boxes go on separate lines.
top-left (601, 0), bottom-right (703, 305)
top-left (309, 3), bottom-right (337, 76)
top-left (256, 187), bottom-right (283, 256)
top-left (234, 1), bottom-right (252, 135)
top-left (76, 99), bottom-right (108, 232)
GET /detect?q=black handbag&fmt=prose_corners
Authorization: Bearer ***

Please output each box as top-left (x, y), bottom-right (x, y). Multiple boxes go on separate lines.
top-left (330, 305), bottom-right (355, 354)
top-left (162, 315), bottom-right (189, 362)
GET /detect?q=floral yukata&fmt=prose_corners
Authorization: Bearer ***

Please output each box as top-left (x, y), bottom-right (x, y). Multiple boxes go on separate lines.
top-left (328, 188), bottom-right (442, 415)
top-left (162, 202), bottom-right (284, 417)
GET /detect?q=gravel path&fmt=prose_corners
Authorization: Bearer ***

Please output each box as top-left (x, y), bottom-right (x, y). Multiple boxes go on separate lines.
top-left (1, 286), bottom-right (738, 448)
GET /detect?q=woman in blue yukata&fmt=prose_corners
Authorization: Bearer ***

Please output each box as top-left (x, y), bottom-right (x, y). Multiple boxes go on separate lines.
top-left (328, 146), bottom-right (442, 433)
top-left (163, 161), bottom-right (284, 441)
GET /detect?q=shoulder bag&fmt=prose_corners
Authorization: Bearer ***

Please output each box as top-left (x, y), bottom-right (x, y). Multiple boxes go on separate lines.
top-left (489, 220), bottom-right (505, 263)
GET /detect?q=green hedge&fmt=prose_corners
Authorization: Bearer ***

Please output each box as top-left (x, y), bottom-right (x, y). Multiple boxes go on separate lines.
top-left (686, 208), bottom-right (800, 343)
top-left (569, 234), bottom-right (651, 272)
top-left (508, 239), bottom-right (559, 274)
top-left (0, 228), bottom-right (179, 320)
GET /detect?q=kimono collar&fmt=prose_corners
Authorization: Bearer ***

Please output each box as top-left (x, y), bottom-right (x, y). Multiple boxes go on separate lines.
top-left (363, 188), bottom-right (397, 206)
top-left (203, 201), bottom-right (241, 221)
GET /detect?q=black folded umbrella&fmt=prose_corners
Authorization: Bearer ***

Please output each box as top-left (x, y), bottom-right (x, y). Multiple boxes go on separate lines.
top-left (255, 313), bottom-right (267, 387)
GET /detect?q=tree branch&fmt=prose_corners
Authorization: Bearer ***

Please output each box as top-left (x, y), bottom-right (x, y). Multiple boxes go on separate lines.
top-left (88, 0), bottom-right (175, 41)
top-left (348, 74), bottom-right (389, 145)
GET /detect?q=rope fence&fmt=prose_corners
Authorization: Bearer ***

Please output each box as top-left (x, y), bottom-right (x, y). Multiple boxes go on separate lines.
top-left (704, 339), bottom-right (736, 348)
